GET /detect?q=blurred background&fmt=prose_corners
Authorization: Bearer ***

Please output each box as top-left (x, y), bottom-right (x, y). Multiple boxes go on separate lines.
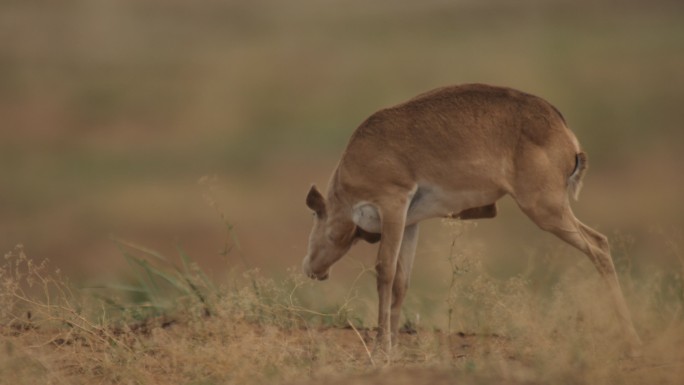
top-left (1, 0), bottom-right (683, 323)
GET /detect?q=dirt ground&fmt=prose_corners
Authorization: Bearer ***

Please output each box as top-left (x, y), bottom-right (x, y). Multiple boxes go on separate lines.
top-left (3, 313), bottom-right (684, 385)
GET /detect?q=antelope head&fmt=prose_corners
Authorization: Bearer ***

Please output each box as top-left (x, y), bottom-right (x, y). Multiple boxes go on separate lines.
top-left (302, 185), bottom-right (380, 280)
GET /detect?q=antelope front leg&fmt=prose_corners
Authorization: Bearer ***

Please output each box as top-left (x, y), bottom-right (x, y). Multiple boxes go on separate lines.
top-left (374, 205), bottom-right (408, 357)
top-left (390, 224), bottom-right (419, 341)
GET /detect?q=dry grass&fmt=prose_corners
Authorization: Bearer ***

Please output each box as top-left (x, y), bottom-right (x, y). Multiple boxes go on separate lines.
top-left (2, 0), bottom-right (683, 282)
top-left (2, 224), bottom-right (684, 385)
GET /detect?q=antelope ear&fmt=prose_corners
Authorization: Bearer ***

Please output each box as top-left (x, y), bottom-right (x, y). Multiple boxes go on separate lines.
top-left (355, 227), bottom-right (381, 244)
top-left (305, 185), bottom-right (326, 215)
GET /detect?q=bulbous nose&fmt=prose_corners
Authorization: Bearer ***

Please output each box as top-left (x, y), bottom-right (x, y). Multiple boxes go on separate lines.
top-left (302, 255), bottom-right (315, 279)
top-left (302, 255), bottom-right (329, 281)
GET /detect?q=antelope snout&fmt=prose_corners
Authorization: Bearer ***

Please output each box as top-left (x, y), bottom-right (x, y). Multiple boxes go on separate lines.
top-left (311, 271), bottom-right (329, 281)
top-left (302, 256), bottom-right (330, 281)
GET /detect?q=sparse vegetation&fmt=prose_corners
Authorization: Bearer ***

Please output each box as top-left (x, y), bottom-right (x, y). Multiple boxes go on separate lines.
top-left (2, 223), bottom-right (683, 384)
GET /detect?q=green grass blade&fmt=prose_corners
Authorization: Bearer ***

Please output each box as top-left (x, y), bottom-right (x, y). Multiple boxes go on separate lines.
top-left (131, 256), bottom-right (190, 296)
top-left (86, 283), bottom-right (150, 293)
top-left (176, 244), bottom-right (215, 291)
top-left (127, 254), bottom-right (162, 294)
top-left (111, 236), bottom-right (170, 262)
top-left (117, 243), bottom-right (155, 299)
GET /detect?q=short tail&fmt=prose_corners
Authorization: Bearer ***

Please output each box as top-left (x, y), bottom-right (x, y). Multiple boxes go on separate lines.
top-left (568, 152), bottom-right (588, 201)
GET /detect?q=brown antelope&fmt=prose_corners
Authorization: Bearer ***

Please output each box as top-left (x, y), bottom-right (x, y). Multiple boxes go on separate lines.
top-left (302, 83), bottom-right (641, 357)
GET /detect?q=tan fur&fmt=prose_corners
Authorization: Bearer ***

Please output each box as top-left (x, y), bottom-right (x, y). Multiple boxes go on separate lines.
top-left (302, 84), bottom-right (641, 358)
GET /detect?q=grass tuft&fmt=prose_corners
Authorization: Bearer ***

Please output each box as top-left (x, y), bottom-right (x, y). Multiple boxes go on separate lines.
top-left (2, 229), bottom-right (684, 384)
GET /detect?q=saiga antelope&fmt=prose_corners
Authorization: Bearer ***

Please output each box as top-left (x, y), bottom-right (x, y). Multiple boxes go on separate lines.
top-left (302, 84), bottom-right (641, 357)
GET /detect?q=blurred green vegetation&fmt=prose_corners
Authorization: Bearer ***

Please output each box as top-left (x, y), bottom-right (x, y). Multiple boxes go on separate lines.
top-left (1, 0), bottom-right (683, 293)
